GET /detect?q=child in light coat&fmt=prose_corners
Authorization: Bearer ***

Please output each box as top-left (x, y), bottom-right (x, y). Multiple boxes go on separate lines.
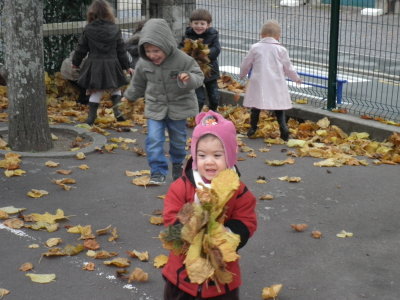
top-left (240, 20), bottom-right (301, 141)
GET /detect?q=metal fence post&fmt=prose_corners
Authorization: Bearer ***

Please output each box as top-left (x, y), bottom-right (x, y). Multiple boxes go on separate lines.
top-left (327, 0), bottom-right (340, 110)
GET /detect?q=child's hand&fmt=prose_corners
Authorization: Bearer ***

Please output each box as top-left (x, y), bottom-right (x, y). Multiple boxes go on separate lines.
top-left (178, 72), bottom-right (190, 83)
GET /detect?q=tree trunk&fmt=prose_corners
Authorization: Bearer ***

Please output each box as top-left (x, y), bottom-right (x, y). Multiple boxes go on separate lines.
top-left (4, 0), bottom-right (53, 152)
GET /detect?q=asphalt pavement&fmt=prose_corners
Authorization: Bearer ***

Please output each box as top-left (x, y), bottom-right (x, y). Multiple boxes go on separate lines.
top-left (1, 108), bottom-right (400, 300)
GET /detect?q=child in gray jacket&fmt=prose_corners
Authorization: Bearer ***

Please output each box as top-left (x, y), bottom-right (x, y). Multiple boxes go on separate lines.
top-left (122, 18), bottom-right (204, 185)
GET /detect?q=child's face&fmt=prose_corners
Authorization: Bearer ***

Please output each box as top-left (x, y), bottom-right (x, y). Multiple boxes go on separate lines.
top-left (196, 135), bottom-right (227, 181)
top-left (143, 43), bottom-right (166, 65)
top-left (190, 20), bottom-right (210, 35)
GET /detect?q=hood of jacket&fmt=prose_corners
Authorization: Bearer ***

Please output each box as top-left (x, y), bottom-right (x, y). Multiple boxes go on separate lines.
top-left (85, 19), bottom-right (120, 53)
top-left (138, 18), bottom-right (177, 61)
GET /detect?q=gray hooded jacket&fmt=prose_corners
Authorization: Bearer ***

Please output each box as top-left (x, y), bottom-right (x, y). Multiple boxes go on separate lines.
top-left (123, 19), bottom-right (204, 120)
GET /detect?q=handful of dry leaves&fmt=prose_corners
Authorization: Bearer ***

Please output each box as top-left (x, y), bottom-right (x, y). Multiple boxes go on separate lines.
top-left (181, 38), bottom-right (212, 78)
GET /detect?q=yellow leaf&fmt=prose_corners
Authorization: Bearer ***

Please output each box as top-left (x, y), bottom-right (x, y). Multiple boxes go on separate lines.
top-left (4, 169), bottom-right (26, 177)
top-left (45, 238), bottom-right (62, 247)
top-left (27, 189), bottom-right (49, 198)
top-left (0, 206), bottom-right (26, 214)
top-left (262, 284), bottom-right (283, 299)
top-left (256, 179), bottom-right (267, 184)
top-left (67, 225), bottom-right (95, 239)
top-left (76, 152), bottom-right (86, 160)
top-left (153, 254), bottom-right (168, 268)
top-left (25, 273), bottom-right (56, 284)
top-left (0, 288), bottom-right (10, 297)
top-left (127, 250), bottom-right (149, 261)
top-left (125, 170), bottom-right (142, 176)
top-left (336, 230), bottom-right (353, 238)
top-left (28, 244), bottom-right (40, 249)
top-left (317, 117), bottom-right (330, 129)
top-left (278, 176), bottom-right (301, 183)
top-left (78, 164), bottom-right (90, 170)
top-left (150, 216), bottom-right (164, 225)
top-left (96, 224), bottom-right (112, 235)
top-left (104, 258), bottom-right (130, 268)
top-left (108, 227), bottom-right (119, 242)
top-left (27, 209), bottom-right (67, 224)
top-left (287, 139), bottom-right (307, 148)
top-left (0, 210), bottom-right (8, 219)
top-left (45, 160), bottom-right (60, 167)
top-left (56, 169), bottom-right (72, 175)
top-left (259, 194), bottom-right (274, 200)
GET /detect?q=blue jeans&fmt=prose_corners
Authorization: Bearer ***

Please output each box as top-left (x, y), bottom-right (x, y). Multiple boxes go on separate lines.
top-left (195, 79), bottom-right (220, 111)
top-left (146, 118), bottom-right (187, 176)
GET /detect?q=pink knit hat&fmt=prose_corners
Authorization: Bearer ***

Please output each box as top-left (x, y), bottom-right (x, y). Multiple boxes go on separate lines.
top-left (191, 111), bottom-right (238, 170)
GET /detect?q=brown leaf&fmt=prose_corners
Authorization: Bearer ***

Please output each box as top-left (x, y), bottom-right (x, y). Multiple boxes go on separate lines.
top-left (291, 223), bottom-right (308, 232)
top-left (83, 239), bottom-right (100, 250)
top-left (3, 218), bottom-right (24, 229)
top-left (82, 262), bottom-right (96, 271)
top-left (19, 262), bottom-right (34, 272)
top-left (126, 250), bottom-right (149, 262)
top-left (311, 230), bottom-right (322, 239)
top-left (128, 268), bottom-right (149, 283)
top-left (259, 194), bottom-right (274, 200)
top-left (104, 258), bottom-right (130, 268)
top-left (56, 169), bottom-right (72, 175)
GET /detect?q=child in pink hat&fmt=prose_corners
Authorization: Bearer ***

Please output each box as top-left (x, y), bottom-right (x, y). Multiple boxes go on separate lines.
top-left (162, 110), bottom-right (257, 299)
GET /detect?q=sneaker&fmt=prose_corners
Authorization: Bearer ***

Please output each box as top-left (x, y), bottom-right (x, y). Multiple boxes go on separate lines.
top-left (149, 173), bottom-right (166, 185)
top-left (172, 163), bottom-right (183, 181)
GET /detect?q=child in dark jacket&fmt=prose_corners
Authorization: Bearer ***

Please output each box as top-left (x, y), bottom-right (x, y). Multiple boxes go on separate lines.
top-left (180, 9), bottom-right (221, 112)
top-left (72, 0), bottom-right (132, 125)
top-left (162, 110), bottom-right (257, 299)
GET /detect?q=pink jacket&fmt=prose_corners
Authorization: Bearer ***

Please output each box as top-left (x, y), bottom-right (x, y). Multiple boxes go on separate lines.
top-left (240, 37), bottom-right (301, 110)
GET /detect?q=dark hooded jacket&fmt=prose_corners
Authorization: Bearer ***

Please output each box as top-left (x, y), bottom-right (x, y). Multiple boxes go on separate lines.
top-left (72, 19), bottom-right (130, 90)
top-left (123, 19), bottom-right (204, 120)
top-left (180, 26), bottom-right (221, 82)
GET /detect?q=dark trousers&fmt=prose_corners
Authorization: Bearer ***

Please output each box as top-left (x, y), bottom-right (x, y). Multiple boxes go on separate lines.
top-left (164, 279), bottom-right (239, 300)
top-left (195, 79), bottom-right (220, 112)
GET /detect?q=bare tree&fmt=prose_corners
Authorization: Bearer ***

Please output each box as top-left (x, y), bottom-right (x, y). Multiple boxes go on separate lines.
top-left (4, 0), bottom-right (52, 151)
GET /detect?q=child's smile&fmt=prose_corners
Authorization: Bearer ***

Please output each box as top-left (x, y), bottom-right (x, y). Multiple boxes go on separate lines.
top-left (196, 135), bottom-right (227, 181)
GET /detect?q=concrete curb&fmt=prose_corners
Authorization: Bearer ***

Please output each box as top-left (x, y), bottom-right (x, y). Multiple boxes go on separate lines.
top-left (219, 90), bottom-right (400, 142)
top-left (0, 124), bottom-right (107, 158)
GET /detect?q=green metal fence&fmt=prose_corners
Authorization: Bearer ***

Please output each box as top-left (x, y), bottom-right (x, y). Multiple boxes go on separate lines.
top-left (0, 0), bottom-right (399, 123)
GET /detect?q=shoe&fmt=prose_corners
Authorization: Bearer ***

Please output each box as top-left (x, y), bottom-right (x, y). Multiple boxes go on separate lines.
top-left (172, 163), bottom-right (183, 181)
top-left (149, 173), bottom-right (166, 185)
top-left (111, 95), bottom-right (125, 121)
top-left (247, 127), bottom-right (257, 137)
top-left (86, 102), bottom-right (99, 125)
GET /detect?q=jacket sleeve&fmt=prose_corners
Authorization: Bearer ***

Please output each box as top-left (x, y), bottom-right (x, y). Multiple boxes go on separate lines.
top-left (208, 31), bottom-right (221, 61)
top-left (123, 61), bottom-right (146, 101)
top-left (116, 30), bottom-right (130, 70)
top-left (280, 47), bottom-right (301, 82)
top-left (239, 47), bottom-right (255, 79)
top-left (177, 56), bottom-right (205, 90)
top-left (225, 184), bottom-right (257, 249)
top-left (163, 178), bottom-right (190, 226)
top-left (72, 31), bottom-right (89, 67)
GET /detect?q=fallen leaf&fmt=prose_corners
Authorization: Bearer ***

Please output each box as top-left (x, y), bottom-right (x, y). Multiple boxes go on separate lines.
top-left (27, 189), bottom-right (49, 198)
top-left (45, 238), bottom-right (62, 247)
top-left (19, 262), bottom-right (33, 272)
top-left (262, 284), bottom-right (283, 299)
top-left (78, 164), bottom-right (90, 170)
top-left (3, 218), bottom-right (24, 229)
top-left (128, 268), bottom-right (149, 283)
top-left (4, 169), bottom-right (26, 177)
top-left (259, 194), bottom-right (274, 200)
top-left (0, 206), bottom-right (26, 214)
top-left (76, 152), bottom-right (86, 160)
top-left (96, 224), bottom-right (112, 235)
top-left (0, 210), bottom-right (9, 219)
top-left (153, 254), bottom-right (168, 268)
top-left (258, 148), bottom-right (270, 152)
top-left (278, 176), bottom-right (301, 183)
top-left (28, 244), bottom-right (40, 249)
top-left (336, 230), bottom-right (353, 238)
top-left (83, 239), bottom-right (100, 250)
top-left (311, 231), bottom-right (322, 239)
top-left (82, 262), bottom-right (96, 271)
top-left (108, 227), bottom-right (119, 242)
top-left (104, 258), bottom-right (130, 268)
top-left (25, 273), bottom-right (56, 284)
top-left (45, 161), bottom-right (60, 167)
top-left (87, 250), bottom-right (118, 259)
top-left (149, 216), bottom-right (164, 225)
top-left (256, 179), bottom-right (267, 184)
top-left (127, 250), bottom-right (149, 261)
top-left (0, 288), bottom-right (10, 297)
top-left (67, 225), bottom-right (95, 239)
top-left (26, 209), bottom-right (68, 224)
top-left (56, 169), bottom-right (72, 175)
top-left (291, 223), bottom-right (308, 232)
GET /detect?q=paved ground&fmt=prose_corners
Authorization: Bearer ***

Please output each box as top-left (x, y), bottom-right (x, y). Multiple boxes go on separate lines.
top-left (1, 109), bottom-right (400, 300)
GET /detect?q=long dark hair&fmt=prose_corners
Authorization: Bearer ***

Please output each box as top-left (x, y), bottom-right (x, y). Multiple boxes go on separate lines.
top-left (87, 0), bottom-right (115, 23)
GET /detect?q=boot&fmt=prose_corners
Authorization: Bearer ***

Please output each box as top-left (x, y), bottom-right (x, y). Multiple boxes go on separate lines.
top-left (275, 110), bottom-right (289, 141)
top-left (247, 108), bottom-right (260, 137)
top-left (86, 102), bottom-right (99, 125)
top-left (111, 94), bottom-right (125, 121)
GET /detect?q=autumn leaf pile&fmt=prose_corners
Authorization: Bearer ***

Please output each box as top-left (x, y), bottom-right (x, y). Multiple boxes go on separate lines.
top-left (159, 169), bottom-right (241, 286)
top-left (181, 38), bottom-right (212, 78)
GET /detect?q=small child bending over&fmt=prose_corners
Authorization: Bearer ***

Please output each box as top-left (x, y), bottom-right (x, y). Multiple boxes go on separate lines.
top-left (240, 20), bottom-right (301, 141)
top-left (162, 110), bottom-right (257, 299)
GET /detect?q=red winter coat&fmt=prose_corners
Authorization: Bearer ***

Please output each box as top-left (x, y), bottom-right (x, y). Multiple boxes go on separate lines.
top-left (162, 161), bottom-right (257, 298)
